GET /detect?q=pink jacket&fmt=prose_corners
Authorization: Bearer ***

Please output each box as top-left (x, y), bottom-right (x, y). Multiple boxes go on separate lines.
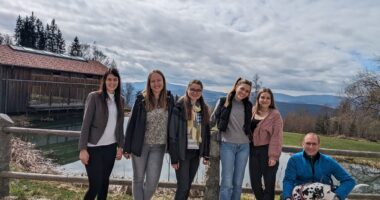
top-left (252, 109), bottom-right (283, 161)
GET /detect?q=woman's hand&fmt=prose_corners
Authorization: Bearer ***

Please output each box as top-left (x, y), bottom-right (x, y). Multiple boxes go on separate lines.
top-left (123, 152), bottom-right (131, 159)
top-left (79, 149), bottom-right (89, 165)
top-left (203, 158), bottom-right (209, 165)
top-left (268, 159), bottom-right (277, 167)
top-left (171, 163), bottom-right (179, 170)
top-left (116, 148), bottom-right (123, 160)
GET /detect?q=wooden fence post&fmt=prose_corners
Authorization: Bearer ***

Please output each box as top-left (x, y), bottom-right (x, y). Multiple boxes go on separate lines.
top-left (204, 130), bottom-right (220, 199)
top-left (0, 113), bottom-right (14, 198)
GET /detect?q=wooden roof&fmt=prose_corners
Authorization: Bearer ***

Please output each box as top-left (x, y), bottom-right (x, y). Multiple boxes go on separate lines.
top-left (0, 45), bottom-right (108, 76)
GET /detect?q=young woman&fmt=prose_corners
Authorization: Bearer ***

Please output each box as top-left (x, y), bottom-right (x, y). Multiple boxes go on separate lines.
top-left (211, 77), bottom-right (253, 200)
top-left (78, 68), bottom-right (125, 200)
top-left (123, 69), bottom-right (174, 200)
top-left (249, 88), bottom-right (283, 200)
top-left (169, 80), bottom-right (211, 200)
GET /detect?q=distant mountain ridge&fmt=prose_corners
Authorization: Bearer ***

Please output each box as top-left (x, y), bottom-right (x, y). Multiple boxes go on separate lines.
top-left (124, 82), bottom-right (340, 116)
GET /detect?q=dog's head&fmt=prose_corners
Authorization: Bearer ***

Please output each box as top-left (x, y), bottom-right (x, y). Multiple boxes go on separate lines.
top-left (292, 182), bottom-right (336, 200)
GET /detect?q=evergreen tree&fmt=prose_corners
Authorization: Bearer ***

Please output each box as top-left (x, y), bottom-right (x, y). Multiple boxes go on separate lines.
top-left (69, 36), bottom-right (82, 56)
top-left (56, 29), bottom-right (65, 54)
top-left (45, 19), bottom-right (65, 54)
top-left (14, 15), bottom-right (22, 45)
top-left (36, 19), bottom-right (46, 50)
top-left (14, 12), bottom-right (43, 49)
top-left (28, 12), bottom-right (37, 48)
top-left (45, 19), bottom-right (57, 52)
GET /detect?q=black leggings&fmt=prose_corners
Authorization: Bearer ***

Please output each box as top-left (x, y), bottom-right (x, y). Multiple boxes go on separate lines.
top-left (174, 149), bottom-right (200, 200)
top-left (84, 143), bottom-right (117, 200)
top-left (249, 144), bottom-right (279, 200)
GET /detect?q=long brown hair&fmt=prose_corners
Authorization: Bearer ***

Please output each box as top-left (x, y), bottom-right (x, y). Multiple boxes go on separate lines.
top-left (99, 67), bottom-right (123, 118)
top-left (182, 80), bottom-right (210, 124)
top-left (224, 77), bottom-right (252, 107)
top-left (253, 87), bottom-right (276, 114)
top-left (142, 69), bottom-right (168, 111)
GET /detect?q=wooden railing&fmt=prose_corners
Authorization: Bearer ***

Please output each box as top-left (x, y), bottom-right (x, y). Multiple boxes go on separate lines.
top-left (1, 113), bottom-right (380, 199)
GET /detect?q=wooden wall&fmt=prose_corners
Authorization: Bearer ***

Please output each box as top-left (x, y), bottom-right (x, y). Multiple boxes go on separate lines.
top-left (0, 65), bottom-right (102, 114)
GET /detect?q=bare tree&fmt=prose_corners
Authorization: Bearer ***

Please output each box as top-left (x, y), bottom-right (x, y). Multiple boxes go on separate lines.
top-left (345, 72), bottom-right (380, 114)
top-left (284, 109), bottom-right (316, 134)
top-left (251, 73), bottom-right (262, 102)
top-left (0, 33), bottom-right (13, 45)
top-left (331, 70), bottom-right (380, 140)
top-left (124, 82), bottom-right (135, 109)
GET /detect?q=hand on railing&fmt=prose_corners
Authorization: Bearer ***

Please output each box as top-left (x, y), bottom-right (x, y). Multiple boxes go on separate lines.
top-left (79, 149), bottom-right (89, 165)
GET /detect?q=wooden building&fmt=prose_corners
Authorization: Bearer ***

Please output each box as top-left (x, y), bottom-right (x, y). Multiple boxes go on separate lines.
top-left (0, 45), bottom-right (108, 114)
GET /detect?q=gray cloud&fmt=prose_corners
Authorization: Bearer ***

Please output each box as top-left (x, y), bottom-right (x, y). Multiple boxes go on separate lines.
top-left (0, 0), bottom-right (379, 95)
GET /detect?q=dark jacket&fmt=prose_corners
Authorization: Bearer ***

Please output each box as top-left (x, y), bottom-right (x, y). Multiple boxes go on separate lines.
top-left (168, 98), bottom-right (211, 164)
top-left (123, 91), bottom-right (174, 156)
top-left (213, 96), bottom-right (252, 137)
top-left (283, 151), bottom-right (356, 200)
top-left (79, 91), bottom-right (125, 150)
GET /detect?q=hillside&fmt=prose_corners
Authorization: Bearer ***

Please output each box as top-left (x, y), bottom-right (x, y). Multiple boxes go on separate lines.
top-left (124, 82), bottom-right (338, 116)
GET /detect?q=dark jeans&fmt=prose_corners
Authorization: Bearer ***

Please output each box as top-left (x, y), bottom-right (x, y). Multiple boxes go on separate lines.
top-left (84, 143), bottom-right (117, 200)
top-left (174, 149), bottom-right (200, 200)
top-left (249, 144), bottom-right (279, 200)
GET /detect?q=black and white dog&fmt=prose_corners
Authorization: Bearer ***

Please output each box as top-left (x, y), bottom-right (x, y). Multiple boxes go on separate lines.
top-left (292, 182), bottom-right (336, 200)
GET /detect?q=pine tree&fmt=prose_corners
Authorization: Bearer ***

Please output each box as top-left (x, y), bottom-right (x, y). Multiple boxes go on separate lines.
top-left (69, 36), bottom-right (82, 56)
top-left (45, 19), bottom-right (57, 52)
top-left (28, 12), bottom-right (37, 48)
top-left (36, 19), bottom-right (46, 50)
top-left (56, 29), bottom-right (65, 54)
top-left (14, 15), bottom-right (23, 45)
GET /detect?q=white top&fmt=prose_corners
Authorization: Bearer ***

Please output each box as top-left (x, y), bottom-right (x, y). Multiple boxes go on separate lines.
top-left (88, 93), bottom-right (117, 147)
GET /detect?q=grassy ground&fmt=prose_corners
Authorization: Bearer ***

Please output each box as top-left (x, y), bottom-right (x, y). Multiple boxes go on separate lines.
top-left (10, 179), bottom-right (132, 200)
top-left (284, 132), bottom-right (380, 152)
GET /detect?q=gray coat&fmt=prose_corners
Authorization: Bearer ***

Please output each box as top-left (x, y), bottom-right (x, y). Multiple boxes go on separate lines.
top-left (78, 91), bottom-right (125, 150)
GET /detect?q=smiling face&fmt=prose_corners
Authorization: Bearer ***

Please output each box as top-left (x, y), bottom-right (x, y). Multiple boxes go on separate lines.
top-left (235, 83), bottom-right (251, 101)
top-left (187, 83), bottom-right (202, 102)
top-left (105, 73), bottom-right (119, 93)
top-left (258, 92), bottom-right (271, 109)
top-left (149, 72), bottom-right (164, 96)
top-left (302, 134), bottom-right (320, 156)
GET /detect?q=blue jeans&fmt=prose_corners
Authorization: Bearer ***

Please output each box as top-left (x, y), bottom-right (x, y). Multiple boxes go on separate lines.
top-left (220, 142), bottom-right (250, 200)
top-left (131, 144), bottom-right (166, 200)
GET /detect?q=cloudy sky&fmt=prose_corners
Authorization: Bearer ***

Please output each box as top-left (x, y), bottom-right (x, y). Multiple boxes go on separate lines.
top-left (1, 0), bottom-right (379, 95)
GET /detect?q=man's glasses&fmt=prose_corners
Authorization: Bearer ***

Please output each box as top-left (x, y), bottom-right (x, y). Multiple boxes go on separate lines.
top-left (305, 142), bottom-right (318, 146)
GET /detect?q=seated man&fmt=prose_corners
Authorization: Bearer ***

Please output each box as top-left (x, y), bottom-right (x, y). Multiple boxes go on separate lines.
top-left (283, 133), bottom-right (355, 200)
